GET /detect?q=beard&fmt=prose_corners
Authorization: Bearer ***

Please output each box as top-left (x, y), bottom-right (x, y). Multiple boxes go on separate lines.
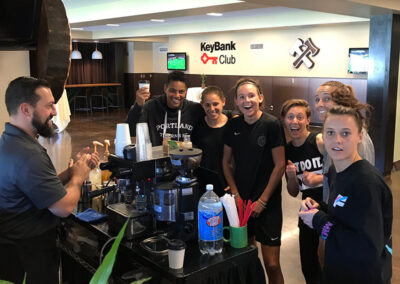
top-left (31, 111), bottom-right (55, 138)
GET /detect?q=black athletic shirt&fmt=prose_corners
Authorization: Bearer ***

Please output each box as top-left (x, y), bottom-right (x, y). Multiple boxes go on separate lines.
top-left (191, 117), bottom-right (227, 196)
top-left (313, 160), bottom-right (392, 284)
top-left (223, 113), bottom-right (285, 201)
top-left (285, 132), bottom-right (323, 202)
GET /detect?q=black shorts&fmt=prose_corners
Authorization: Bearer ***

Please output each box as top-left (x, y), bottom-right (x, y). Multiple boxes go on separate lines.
top-left (247, 194), bottom-right (282, 246)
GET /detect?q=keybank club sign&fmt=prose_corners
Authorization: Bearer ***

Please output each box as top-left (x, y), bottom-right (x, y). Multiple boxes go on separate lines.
top-left (200, 41), bottom-right (236, 65)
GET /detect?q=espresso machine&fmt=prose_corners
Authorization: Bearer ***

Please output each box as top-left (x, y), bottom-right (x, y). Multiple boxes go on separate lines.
top-left (153, 148), bottom-right (203, 241)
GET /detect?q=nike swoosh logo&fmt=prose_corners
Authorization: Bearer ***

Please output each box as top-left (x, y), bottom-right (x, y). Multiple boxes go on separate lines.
top-left (270, 236), bottom-right (280, 241)
top-left (234, 132), bottom-right (240, 136)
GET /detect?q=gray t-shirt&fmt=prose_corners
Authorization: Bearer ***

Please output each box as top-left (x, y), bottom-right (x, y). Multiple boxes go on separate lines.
top-left (0, 123), bottom-right (66, 240)
top-left (322, 128), bottom-right (375, 201)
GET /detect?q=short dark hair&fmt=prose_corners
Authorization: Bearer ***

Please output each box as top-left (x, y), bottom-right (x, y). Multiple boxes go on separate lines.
top-left (201, 86), bottom-right (225, 104)
top-left (166, 71), bottom-right (187, 88)
top-left (280, 99), bottom-right (311, 119)
top-left (5, 76), bottom-right (50, 116)
top-left (324, 105), bottom-right (363, 133)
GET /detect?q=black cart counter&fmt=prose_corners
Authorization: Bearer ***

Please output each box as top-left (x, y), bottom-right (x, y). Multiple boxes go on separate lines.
top-left (60, 208), bottom-right (265, 284)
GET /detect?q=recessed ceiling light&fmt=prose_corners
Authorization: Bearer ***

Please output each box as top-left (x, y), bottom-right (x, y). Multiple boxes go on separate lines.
top-left (151, 19), bottom-right (165, 22)
top-left (206, 13), bottom-right (223, 17)
top-left (71, 27), bottom-right (84, 30)
top-left (106, 24), bottom-right (120, 27)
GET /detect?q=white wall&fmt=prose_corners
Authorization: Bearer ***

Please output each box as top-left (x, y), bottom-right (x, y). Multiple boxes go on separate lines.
top-left (133, 42), bottom-right (153, 73)
top-left (161, 22), bottom-right (369, 77)
top-left (0, 51), bottom-right (30, 133)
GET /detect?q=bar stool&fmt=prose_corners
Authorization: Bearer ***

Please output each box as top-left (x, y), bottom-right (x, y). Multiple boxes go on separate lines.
top-left (73, 88), bottom-right (91, 115)
top-left (107, 88), bottom-right (123, 110)
top-left (90, 88), bottom-right (108, 113)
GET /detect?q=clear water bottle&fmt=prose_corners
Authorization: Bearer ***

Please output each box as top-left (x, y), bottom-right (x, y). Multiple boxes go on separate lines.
top-left (198, 184), bottom-right (223, 255)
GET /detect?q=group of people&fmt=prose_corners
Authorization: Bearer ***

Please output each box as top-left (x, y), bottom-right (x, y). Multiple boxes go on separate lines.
top-left (127, 71), bottom-right (393, 284)
top-left (0, 71), bottom-right (392, 284)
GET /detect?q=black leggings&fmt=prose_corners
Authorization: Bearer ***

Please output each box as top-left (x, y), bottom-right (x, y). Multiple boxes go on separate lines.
top-left (299, 221), bottom-right (323, 284)
top-left (0, 228), bottom-right (59, 284)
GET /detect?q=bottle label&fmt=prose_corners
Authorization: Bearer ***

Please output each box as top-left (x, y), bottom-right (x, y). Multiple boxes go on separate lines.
top-left (198, 209), bottom-right (223, 241)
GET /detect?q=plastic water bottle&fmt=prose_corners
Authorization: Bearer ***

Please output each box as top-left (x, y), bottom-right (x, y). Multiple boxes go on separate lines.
top-left (198, 184), bottom-right (223, 255)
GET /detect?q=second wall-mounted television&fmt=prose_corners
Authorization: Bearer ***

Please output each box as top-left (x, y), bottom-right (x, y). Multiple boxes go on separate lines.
top-left (348, 48), bottom-right (369, 74)
top-left (167, 52), bottom-right (187, 71)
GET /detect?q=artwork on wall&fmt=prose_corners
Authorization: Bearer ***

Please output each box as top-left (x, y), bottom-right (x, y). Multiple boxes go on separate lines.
top-left (289, 38), bottom-right (320, 69)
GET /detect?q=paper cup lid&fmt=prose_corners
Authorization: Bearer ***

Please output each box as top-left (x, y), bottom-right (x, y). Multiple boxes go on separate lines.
top-left (167, 239), bottom-right (186, 250)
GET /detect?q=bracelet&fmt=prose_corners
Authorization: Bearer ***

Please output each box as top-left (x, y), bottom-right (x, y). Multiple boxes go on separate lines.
top-left (258, 198), bottom-right (267, 208)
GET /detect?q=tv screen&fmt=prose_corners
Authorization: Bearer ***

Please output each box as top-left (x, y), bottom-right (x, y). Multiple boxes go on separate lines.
top-left (0, 0), bottom-right (42, 50)
top-left (348, 48), bottom-right (369, 74)
top-left (167, 53), bottom-right (187, 71)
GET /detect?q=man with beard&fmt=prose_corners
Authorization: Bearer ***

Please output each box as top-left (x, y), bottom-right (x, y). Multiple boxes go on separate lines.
top-left (0, 77), bottom-right (99, 284)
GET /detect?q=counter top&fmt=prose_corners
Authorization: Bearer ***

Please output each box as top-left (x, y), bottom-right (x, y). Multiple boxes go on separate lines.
top-left (64, 202), bottom-right (265, 284)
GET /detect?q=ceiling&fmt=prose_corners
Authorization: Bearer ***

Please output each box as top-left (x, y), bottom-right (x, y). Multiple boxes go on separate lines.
top-left (63, 0), bottom-right (400, 41)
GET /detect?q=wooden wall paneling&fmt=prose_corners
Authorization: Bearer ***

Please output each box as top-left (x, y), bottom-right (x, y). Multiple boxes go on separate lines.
top-left (271, 77), bottom-right (309, 119)
top-left (123, 73), bottom-right (134, 108)
top-left (350, 79), bottom-right (367, 104)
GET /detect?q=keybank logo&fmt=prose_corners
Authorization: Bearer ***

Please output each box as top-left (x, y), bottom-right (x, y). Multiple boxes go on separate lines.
top-left (200, 41), bottom-right (236, 53)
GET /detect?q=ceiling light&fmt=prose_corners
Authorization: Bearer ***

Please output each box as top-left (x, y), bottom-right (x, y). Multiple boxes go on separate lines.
top-left (151, 19), bottom-right (165, 22)
top-left (106, 24), bottom-right (120, 26)
top-left (206, 13), bottom-right (223, 17)
top-left (92, 41), bottom-right (103, 60)
top-left (71, 40), bottom-right (82, 60)
top-left (71, 27), bottom-right (84, 31)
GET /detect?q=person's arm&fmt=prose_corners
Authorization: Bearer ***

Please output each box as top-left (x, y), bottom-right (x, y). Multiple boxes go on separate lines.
top-left (222, 144), bottom-right (241, 201)
top-left (49, 154), bottom-right (92, 217)
top-left (253, 146), bottom-right (285, 216)
top-left (58, 147), bottom-right (100, 185)
top-left (126, 87), bottom-right (151, 136)
top-left (302, 171), bottom-right (324, 188)
top-left (285, 160), bottom-right (300, 197)
top-left (316, 133), bottom-right (324, 154)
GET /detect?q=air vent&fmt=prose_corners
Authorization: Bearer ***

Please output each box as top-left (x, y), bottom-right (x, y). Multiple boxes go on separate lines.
top-left (159, 47), bottom-right (168, 52)
top-left (250, 44), bottom-right (263, 50)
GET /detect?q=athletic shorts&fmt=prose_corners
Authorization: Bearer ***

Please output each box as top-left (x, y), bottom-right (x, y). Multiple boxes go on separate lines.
top-left (247, 194), bottom-right (283, 246)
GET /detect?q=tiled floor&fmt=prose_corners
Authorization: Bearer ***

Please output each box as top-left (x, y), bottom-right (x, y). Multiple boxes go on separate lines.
top-left (41, 110), bottom-right (399, 283)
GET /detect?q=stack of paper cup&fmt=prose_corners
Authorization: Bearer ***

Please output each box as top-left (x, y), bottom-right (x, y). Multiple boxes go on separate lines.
top-left (136, 122), bottom-right (152, 161)
top-left (115, 123), bottom-right (132, 157)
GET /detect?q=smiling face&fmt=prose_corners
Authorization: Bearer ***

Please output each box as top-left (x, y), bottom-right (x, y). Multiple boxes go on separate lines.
top-left (284, 106), bottom-right (310, 140)
top-left (315, 85), bottom-right (335, 121)
top-left (235, 83), bottom-right (263, 120)
top-left (164, 80), bottom-right (187, 109)
top-left (201, 93), bottom-right (225, 122)
top-left (323, 114), bottom-right (362, 171)
top-left (31, 87), bottom-right (57, 137)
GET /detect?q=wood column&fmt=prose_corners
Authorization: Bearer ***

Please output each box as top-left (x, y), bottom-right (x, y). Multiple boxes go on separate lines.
top-left (367, 14), bottom-right (400, 175)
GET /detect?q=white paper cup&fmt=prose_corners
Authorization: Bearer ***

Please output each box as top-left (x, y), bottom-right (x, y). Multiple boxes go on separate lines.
top-left (167, 239), bottom-right (186, 269)
top-left (168, 249), bottom-right (185, 269)
top-left (139, 80), bottom-right (150, 90)
top-left (116, 123), bottom-right (131, 144)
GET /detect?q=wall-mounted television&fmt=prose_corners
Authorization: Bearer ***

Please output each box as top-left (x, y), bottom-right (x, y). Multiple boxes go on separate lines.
top-left (348, 48), bottom-right (369, 74)
top-left (167, 52), bottom-right (187, 71)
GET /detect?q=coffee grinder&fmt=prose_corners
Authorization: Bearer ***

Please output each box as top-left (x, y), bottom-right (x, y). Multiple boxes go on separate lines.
top-left (153, 148), bottom-right (203, 241)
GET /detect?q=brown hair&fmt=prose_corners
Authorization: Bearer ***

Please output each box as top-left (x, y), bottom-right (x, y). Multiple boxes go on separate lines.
top-left (320, 80), bottom-right (371, 129)
top-left (234, 78), bottom-right (263, 97)
top-left (233, 78), bottom-right (264, 108)
top-left (324, 105), bottom-right (363, 133)
top-left (280, 99), bottom-right (311, 119)
top-left (200, 86), bottom-right (225, 104)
